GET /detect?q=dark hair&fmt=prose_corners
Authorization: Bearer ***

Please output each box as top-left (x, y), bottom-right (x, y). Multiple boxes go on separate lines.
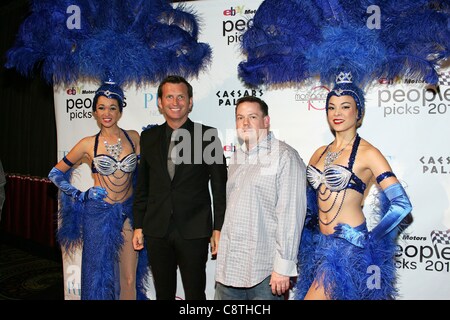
top-left (235, 96), bottom-right (269, 116)
top-left (157, 75), bottom-right (193, 99)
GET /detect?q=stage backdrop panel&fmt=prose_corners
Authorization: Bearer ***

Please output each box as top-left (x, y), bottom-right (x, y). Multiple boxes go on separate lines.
top-left (53, 0), bottom-right (450, 300)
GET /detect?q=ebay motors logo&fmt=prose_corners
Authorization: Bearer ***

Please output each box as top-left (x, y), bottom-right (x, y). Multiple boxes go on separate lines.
top-left (65, 86), bottom-right (96, 96)
top-left (223, 6), bottom-right (256, 16)
top-left (222, 6), bottom-right (255, 46)
top-left (67, 87), bottom-right (77, 95)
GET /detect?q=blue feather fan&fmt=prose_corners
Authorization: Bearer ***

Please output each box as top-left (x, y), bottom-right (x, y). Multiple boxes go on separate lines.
top-left (5, 0), bottom-right (211, 86)
top-left (239, 0), bottom-right (450, 87)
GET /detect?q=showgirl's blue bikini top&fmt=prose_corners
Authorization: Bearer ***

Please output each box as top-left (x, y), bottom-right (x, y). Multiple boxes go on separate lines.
top-left (92, 129), bottom-right (137, 176)
top-left (307, 134), bottom-right (366, 194)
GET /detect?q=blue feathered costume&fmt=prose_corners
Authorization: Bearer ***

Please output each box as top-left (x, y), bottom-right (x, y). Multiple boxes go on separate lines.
top-left (295, 185), bottom-right (410, 300)
top-left (58, 170), bottom-right (150, 300)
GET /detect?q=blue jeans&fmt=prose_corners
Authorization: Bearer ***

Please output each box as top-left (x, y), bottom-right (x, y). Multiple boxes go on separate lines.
top-left (215, 276), bottom-right (285, 300)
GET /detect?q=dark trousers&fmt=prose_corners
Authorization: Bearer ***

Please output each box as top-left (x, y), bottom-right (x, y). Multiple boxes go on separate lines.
top-left (146, 222), bottom-right (209, 300)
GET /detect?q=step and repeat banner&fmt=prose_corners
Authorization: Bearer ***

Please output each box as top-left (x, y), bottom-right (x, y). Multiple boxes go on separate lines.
top-left (53, 0), bottom-right (450, 300)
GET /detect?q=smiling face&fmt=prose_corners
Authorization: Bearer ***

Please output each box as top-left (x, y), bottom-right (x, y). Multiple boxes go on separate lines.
top-left (327, 95), bottom-right (358, 132)
top-left (235, 101), bottom-right (270, 150)
top-left (94, 96), bottom-right (122, 128)
top-left (158, 82), bottom-right (193, 128)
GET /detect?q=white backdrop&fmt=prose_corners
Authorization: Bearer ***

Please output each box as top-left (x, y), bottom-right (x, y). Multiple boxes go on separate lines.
top-left (53, 0), bottom-right (450, 300)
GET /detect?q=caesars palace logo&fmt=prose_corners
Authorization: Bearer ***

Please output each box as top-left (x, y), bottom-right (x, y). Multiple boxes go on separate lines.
top-left (420, 155), bottom-right (450, 175)
top-left (216, 88), bottom-right (264, 107)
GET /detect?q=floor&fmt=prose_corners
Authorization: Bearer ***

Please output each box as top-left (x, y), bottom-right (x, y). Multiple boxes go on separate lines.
top-left (0, 241), bottom-right (64, 300)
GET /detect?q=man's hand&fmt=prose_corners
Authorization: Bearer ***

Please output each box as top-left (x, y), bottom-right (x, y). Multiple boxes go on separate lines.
top-left (210, 230), bottom-right (221, 256)
top-left (269, 271), bottom-right (290, 296)
top-left (132, 228), bottom-right (144, 251)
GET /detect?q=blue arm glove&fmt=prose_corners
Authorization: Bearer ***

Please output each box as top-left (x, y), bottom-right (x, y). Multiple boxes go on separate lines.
top-left (48, 167), bottom-right (107, 202)
top-left (333, 223), bottom-right (366, 248)
top-left (370, 182), bottom-right (412, 241)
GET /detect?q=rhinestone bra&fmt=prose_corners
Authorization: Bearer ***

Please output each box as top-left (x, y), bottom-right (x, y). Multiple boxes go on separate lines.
top-left (307, 135), bottom-right (366, 194)
top-left (307, 164), bottom-right (353, 192)
top-left (93, 153), bottom-right (137, 176)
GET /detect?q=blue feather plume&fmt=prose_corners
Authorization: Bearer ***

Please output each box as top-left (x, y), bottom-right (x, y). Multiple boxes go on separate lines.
top-left (239, 0), bottom-right (450, 87)
top-left (238, 0), bottom-right (322, 86)
top-left (307, 24), bottom-right (386, 86)
top-left (5, 0), bottom-right (211, 86)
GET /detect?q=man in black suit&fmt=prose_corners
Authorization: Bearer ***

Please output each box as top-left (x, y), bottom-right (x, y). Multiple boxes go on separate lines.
top-left (132, 75), bottom-right (227, 300)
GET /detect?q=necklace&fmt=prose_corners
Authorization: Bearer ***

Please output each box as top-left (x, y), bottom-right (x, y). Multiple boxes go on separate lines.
top-left (324, 134), bottom-right (357, 167)
top-left (103, 131), bottom-right (122, 161)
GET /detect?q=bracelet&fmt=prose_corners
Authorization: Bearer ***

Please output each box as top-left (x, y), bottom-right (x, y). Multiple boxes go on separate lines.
top-left (62, 156), bottom-right (74, 167)
top-left (376, 171), bottom-right (396, 184)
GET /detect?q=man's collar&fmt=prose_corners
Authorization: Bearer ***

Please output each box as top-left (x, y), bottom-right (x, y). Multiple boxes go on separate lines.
top-left (240, 131), bottom-right (273, 153)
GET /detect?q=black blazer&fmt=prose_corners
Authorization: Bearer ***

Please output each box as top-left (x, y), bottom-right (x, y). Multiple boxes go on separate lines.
top-left (133, 119), bottom-right (227, 239)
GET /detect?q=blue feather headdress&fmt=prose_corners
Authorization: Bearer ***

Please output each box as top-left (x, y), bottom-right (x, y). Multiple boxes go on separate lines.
top-left (239, 0), bottom-right (450, 88)
top-left (5, 0), bottom-right (212, 86)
